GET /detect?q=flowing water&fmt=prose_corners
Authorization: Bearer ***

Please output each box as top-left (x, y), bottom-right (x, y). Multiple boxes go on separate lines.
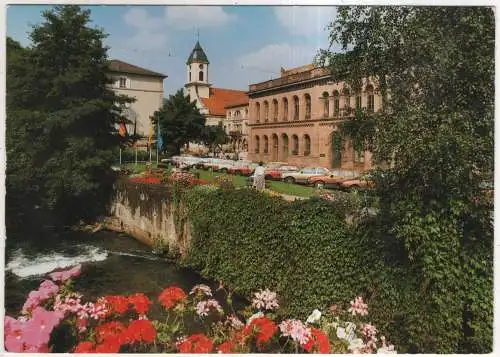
top-left (4, 229), bottom-right (235, 318)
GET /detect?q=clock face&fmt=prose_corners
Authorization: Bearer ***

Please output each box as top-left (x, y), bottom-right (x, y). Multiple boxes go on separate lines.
top-left (199, 64), bottom-right (203, 69)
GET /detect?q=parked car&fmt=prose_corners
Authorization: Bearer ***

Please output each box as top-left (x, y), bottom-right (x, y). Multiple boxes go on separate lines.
top-left (281, 167), bottom-right (331, 184)
top-left (339, 172), bottom-right (376, 191)
top-left (308, 170), bottom-right (359, 189)
top-left (228, 162), bottom-right (256, 176)
top-left (215, 159), bottom-right (238, 173)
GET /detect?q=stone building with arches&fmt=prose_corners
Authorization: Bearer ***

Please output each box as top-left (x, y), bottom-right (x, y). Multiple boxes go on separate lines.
top-left (224, 101), bottom-right (250, 160)
top-left (247, 64), bottom-right (380, 171)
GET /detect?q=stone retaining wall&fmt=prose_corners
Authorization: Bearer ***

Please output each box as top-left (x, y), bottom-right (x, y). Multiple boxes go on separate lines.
top-left (104, 180), bottom-right (187, 253)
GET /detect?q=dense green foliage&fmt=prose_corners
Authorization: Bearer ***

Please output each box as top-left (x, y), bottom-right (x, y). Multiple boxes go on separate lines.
top-left (6, 6), bottom-right (130, 228)
top-left (151, 90), bottom-right (206, 156)
top-left (180, 188), bottom-right (426, 352)
top-left (201, 123), bottom-right (229, 157)
top-left (316, 6), bottom-right (494, 353)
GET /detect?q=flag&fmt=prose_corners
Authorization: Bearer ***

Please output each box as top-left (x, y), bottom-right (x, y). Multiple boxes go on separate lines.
top-left (118, 122), bottom-right (127, 137)
top-left (157, 121), bottom-right (163, 153)
top-left (148, 124), bottom-right (154, 146)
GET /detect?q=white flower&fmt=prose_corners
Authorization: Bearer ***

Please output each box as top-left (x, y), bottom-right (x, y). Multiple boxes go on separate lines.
top-left (348, 338), bottom-right (365, 351)
top-left (377, 345), bottom-right (397, 354)
top-left (195, 299), bottom-right (223, 317)
top-left (226, 315), bottom-right (244, 330)
top-left (336, 327), bottom-right (346, 339)
top-left (190, 284), bottom-right (213, 297)
top-left (279, 319), bottom-right (311, 346)
top-left (246, 312), bottom-right (264, 325)
top-left (306, 309), bottom-right (322, 324)
top-left (251, 288), bottom-right (279, 311)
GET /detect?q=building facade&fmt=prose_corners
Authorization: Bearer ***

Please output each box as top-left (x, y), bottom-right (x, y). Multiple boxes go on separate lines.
top-left (183, 42), bottom-right (248, 155)
top-left (108, 60), bottom-right (166, 144)
top-left (247, 64), bottom-right (380, 171)
top-left (224, 102), bottom-right (250, 160)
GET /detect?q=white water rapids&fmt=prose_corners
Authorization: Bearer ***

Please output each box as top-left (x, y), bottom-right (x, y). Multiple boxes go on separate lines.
top-left (5, 245), bottom-right (108, 278)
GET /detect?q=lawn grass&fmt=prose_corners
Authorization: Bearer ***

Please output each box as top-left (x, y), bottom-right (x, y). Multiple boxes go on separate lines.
top-left (121, 162), bottom-right (158, 174)
top-left (197, 170), bottom-right (247, 187)
top-left (268, 180), bottom-right (318, 197)
top-left (197, 169), bottom-right (318, 197)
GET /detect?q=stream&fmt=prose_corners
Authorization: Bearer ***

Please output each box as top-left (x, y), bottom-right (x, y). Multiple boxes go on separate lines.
top-left (4, 229), bottom-right (237, 318)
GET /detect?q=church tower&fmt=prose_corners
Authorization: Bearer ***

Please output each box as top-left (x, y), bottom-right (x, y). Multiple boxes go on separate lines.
top-left (185, 41), bottom-right (210, 100)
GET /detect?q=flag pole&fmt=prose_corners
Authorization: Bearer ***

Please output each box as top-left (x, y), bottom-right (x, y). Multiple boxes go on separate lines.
top-left (119, 148), bottom-right (122, 166)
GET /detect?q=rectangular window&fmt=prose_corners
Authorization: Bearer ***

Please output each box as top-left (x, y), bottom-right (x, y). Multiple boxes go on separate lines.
top-left (119, 77), bottom-right (127, 88)
top-left (356, 95), bottom-right (362, 109)
top-left (368, 95), bottom-right (375, 112)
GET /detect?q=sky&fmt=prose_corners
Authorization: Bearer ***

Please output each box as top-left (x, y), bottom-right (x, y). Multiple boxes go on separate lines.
top-left (6, 5), bottom-right (340, 97)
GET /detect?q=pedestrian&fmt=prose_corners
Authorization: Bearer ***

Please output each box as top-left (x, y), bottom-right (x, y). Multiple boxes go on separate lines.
top-left (253, 161), bottom-right (265, 191)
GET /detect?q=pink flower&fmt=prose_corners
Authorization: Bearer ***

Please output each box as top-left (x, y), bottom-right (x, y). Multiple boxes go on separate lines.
top-left (348, 296), bottom-right (368, 316)
top-left (49, 264), bottom-right (81, 282)
top-left (251, 289), bottom-right (279, 311)
top-left (4, 317), bottom-right (26, 352)
top-left (22, 307), bottom-right (64, 348)
top-left (279, 319), bottom-right (311, 346)
top-left (195, 299), bottom-right (223, 317)
top-left (226, 315), bottom-right (244, 330)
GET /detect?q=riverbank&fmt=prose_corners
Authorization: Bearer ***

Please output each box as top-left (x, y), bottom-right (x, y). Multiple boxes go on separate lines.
top-left (4, 229), bottom-right (239, 318)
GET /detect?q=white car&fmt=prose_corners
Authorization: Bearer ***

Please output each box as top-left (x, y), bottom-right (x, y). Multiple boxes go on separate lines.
top-left (281, 167), bottom-right (331, 184)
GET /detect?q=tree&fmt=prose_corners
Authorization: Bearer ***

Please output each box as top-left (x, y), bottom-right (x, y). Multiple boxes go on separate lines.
top-left (317, 7), bottom-right (493, 353)
top-left (202, 124), bottom-right (229, 157)
top-left (151, 89), bottom-right (206, 156)
top-left (6, 6), bottom-right (131, 229)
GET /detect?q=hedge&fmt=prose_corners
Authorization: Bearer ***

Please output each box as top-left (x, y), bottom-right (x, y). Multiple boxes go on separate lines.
top-left (179, 188), bottom-right (426, 352)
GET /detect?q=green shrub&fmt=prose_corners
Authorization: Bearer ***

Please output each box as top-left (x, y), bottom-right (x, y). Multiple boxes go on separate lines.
top-left (180, 189), bottom-right (420, 351)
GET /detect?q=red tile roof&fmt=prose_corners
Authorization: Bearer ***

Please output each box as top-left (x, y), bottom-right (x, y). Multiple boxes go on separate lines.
top-left (200, 88), bottom-right (248, 116)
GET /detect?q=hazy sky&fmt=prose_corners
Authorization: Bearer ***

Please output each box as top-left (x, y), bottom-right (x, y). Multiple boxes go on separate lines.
top-left (7, 5), bottom-right (339, 96)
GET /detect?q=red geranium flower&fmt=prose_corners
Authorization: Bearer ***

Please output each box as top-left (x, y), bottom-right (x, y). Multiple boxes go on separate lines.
top-left (217, 340), bottom-right (235, 353)
top-left (243, 316), bottom-right (277, 348)
top-left (103, 295), bottom-right (130, 316)
top-left (94, 335), bottom-right (122, 353)
top-left (177, 333), bottom-right (213, 353)
top-left (74, 341), bottom-right (95, 353)
top-left (303, 328), bottom-right (331, 354)
top-left (158, 286), bottom-right (187, 309)
top-left (95, 321), bottom-right (126, 343)
top-left (128, 293), bottom-right (152, 315)
top-left (125, 319), bottom-right (157, 344)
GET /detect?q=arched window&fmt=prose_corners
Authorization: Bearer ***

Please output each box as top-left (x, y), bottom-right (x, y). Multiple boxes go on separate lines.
top-left (235, 110), bottom-right (241, 119)
top-left (293, 96), bottom-right (299, 120)
top-left (343, 88), bottom-right (351, 116)
top-left (245, 109), bottom-right (248, 117)
top-left (264, 101), bottom-right (269, 122)
top-left (272, 134), bottom-right (279, 161)
top-left (254, 136), bottom-right (260, 153)
top-left (282, 134), bottom-right (289, 159)
top-left (322, 91), bottom-right (329, 117)
top-left (292, 135), bottom-right (299, 155)
top-left (256, 102), bottom-right (261, 123)
top-left (366, 85), bottom-right (375, 113)
top-left (333, 90), bottom-right (340, 116)
top-left (189, 72), bottom-right (192, 82)
top-left (263, 135), bottom-right (269, 154)
top-left (273, 99), bottom-right (278, 122)
top-left (199, 71), bottom-right (204, 81)
top-left (356, 93), bottom-right (362, 109)
top-left (304, 135), bottom-right (311, 156)
top-left (305, 94), bottom-right (311, 119)
top-left (283, 98), bottom-right (288, 121)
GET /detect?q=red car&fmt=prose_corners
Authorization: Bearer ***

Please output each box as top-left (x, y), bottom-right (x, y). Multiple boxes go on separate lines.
top-left (228, 164), bottom-right (255, 176)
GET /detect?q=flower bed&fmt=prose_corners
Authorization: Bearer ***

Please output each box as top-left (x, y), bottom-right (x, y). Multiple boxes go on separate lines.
top-left (4, 265), bottom-right (396, 353)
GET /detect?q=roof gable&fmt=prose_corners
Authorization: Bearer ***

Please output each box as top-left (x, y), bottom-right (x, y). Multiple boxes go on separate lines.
top-left (108, 59), bottom-right (167, 78)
